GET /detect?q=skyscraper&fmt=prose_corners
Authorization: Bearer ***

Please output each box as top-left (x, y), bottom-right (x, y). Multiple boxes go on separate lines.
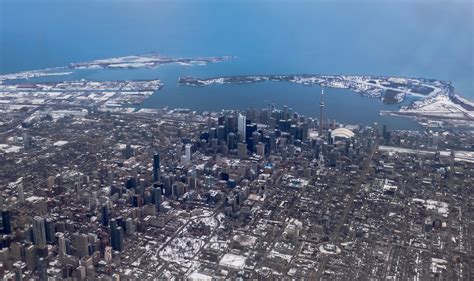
top-left (57, 232), bottom-right (67, 258)
top-left (1, 210), bottom-right (12, 235)
top-left (18, 182), bottom-right (24, 203)
top-left (110, 219), bottom-right (124, 252)
top-left (124, 143), bottom-right (133, 159)
top-left (152, 153), bottom-right (160, 183)
top-left (72, 233), bottom-right (89, 258)
top-left (23, 132), bottom-right (30, 150)
top-left (319, 86), bottom-right (325, 135)
top-left (152, 187), bottom-right (162, 212)
top-left (238, 114), bottom-right (246, 142)
top-left (237, 142), bottom-right (248, 159)
top-left (246, 123), bottom-right (257, 143)
top-left (185, 144), bottom-right (192, 163)
top-left (45, 218), bottom-right (56, 243)
top-left (101, 205), bottom-right (109, 226)
top-left (33, 216), bottom-right (47, 246)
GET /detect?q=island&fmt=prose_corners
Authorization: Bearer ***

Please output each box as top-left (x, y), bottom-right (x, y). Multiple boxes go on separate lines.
top-left (68, 54), bottom-right (235, 70)
top-left (178, 74), bottom-right (474, 129)
top-left (0, 54), bottom-right (234, 83)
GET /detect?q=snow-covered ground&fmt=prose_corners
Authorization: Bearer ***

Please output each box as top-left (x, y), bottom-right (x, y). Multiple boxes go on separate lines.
top-left (0, 144), bottom-right (22, 153)
top-left (159, 236), bottom-right (205, 268)
top-left (401, 94), bottom-right (473, 118)
top-left (413, 198), bottom-right (449, 218)
top-left (188, 272), bottom-right (213, 281)
top-left (179, 74), bottom-right (452, 102)
top-left (0, 69), bottom-right (72, 83)
top-left (379, 145), bottom-right (474, 163)
top-left (219, 253), bottom-right (247, 270)
top-left (68, 54), bottom-right (233, 70)
top-left (395, 93), bottom-right (474, 128)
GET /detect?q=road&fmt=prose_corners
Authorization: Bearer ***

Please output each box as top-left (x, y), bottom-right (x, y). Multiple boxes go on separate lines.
top-left (314, 138), bottom-right (379, 280)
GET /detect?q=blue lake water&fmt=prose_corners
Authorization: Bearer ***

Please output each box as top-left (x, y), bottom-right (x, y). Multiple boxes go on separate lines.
top-left (1, 0), bottom-right (472, 130)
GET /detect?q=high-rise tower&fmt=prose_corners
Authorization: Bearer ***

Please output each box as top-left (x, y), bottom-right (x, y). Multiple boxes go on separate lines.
top-left (238, 114), bottom-right (246, 142)
top-left (153, 153), bottom-right (160, 183)
top-left (319, 86), bottom-right (325, 135)
top-left (2, 210), bottom-right (12, 234)
top-left (33, 216), bottom-right (46, 246)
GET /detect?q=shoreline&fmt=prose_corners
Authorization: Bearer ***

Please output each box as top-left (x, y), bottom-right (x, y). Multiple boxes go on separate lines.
top-left (178, 74), bottom-right (473, 130)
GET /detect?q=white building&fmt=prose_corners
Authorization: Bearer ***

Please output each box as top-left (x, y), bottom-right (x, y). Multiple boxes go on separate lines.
top-left (238, 114), bottom-right (246, 142)
top-left (182, 144), bottom-right (193, 165)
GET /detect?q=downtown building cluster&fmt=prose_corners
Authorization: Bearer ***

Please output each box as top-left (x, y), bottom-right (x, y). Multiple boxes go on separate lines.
top-left (0, 103), bottom-right (472, 280)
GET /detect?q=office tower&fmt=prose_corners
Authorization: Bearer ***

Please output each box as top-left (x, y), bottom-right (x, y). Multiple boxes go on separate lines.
top-left (45, 218), bottom-right (56, 243)
top-left (110, 220), bottom-right (124, 252)
top-left (113, 227), bottom-right (124, 252)
top-left (217, 115), bottom-right (226, 126)
top-left (237, 143), bottom-right (248, 159)
top-left (252, 130), bottom-right (261, 145)
top-left (125, 218), bottom-right (135, 235)
top-left (57, 233), bottom-right (67, 258)
top-left (209, 127), bottom-right (217, 139)
top-left (225, 115), bottom-right (237, 135)
top-left (101, 205), bottom-right (109, 226)
top-left (246, 123), bottom-right (257, 143)
top-left (238, 114), bottom-right (246, 142)
top-left (319, 86), bottom-right (325, 135)
top-left (199, 130), bottom-right (210, 141)
top-left (329, 150), bottom-right (338, 167)
top-left (73, 233), bottom-right (89, 258)
top-left (152, 187), bottom-right (162, 212)
top-left (328, 129), bottom-right (333, 145)
top-left (268, 132), bottom-right (276, 152)
top-left (25, 245), bottom-right (36, 271)
top-left (104, 246), bottom-right (112, 264)
top-left (125, 176), bottom-right (136, 189)
top-left (124, 143), bottom-right (133, 159)
top-left (180, 154), bottom-right (188, 166)
top-left (46, 176), bottom-right (55, 190)
top-left (18, 182), bottom-right (24, 203)
top-left (139, 178), bottom-right (146, 195)
top-left (432, 132), bottom-right (439, 147)
top-left (299, 123), bottom-right (309, 141)
top-left (2, 210), bottom-right (12, 235)
top-left (33, 216), bottom-right (47, 246)
top-left (162, 175), bottom-right (173, 196)
top-left (110, 219), bottom-right (117, 245)
top-left (256, 143), bottom-right (266, 156)
top-left (153, 153), bottom-right (160, 182)
top-left (314, 141), bottom-right (321, 159)
top-left (172, 182), bottom-right (186, 198)
top-left (268, 104), bottom-right (274, 118)
top-left (283, 105), bottom-right (288, 120)
top-left (13, 261), bottom-right (23, 281)
top-left (278, 119), bottom-right (289, 132)
top-left (37, 258), bottom-right (48, 281)
top-left (217, 125), bottom-right (226, 141)
top-left (288, 144), bottom-right (295, 158)
top-left (107, 167), bottom-right (114, 186)
top-left (227, 133), bottom-right (237, 150)
top-left (10, 243), bottom-right (21, 260)
top-left (23, 132), bottom-right (30, 150)
top-left (185, 144), bottom-right (192, 160)
top-left (131, 194), bottom-right (140, 207)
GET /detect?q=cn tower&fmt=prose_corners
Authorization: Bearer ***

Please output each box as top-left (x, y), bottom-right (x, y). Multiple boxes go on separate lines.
top-left (319, 86), bottom-right (325, 135)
